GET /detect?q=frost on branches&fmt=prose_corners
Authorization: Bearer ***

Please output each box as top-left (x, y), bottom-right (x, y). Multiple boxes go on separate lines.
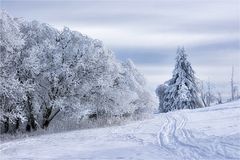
top-left (156, 47), bottom-right (203, 113)
top-left (0, 11), bottom-right (154, 134)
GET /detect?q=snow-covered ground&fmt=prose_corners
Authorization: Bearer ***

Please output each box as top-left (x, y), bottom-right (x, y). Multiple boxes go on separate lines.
top-left (1, 100), bottom-right (240, 160)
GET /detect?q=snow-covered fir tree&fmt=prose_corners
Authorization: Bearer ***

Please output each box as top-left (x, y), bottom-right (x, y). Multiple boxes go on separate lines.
top-left (156, 47), bottom-right (203, 112)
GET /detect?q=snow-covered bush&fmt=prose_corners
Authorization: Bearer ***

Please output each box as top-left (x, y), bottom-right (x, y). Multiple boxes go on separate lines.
top-left (0, 11), bottom-right (154, 134)
top-left (156, 47), bottom-right (203, 112)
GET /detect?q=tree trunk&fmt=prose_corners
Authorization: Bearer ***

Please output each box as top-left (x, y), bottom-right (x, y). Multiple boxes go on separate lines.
top-left (42, 107), bottom-right (52, 129)
top-left (42, 108), bottom-right (60, 129)
top-left (15, 118), bottom-right (20, 132)
top-left (201, 97), bottom-right (207, 107)
top-left (26, 114), bottom-right (37, 132)
top-left (25, 92), bottom-right (37, 132)
top-left (3, 118), bottom-right (9, 133)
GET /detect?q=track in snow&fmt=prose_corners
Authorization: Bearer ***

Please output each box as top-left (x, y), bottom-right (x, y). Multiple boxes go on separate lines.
top-left (158, 113), bottom-right (240, 160)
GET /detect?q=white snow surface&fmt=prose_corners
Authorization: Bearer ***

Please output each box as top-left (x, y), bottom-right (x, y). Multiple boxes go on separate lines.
top-left (1, 100), bottom-right (240, 160)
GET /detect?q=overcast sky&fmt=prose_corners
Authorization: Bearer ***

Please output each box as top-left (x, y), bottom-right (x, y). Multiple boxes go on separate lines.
top-left (1, 0), bottom-right (240, 98)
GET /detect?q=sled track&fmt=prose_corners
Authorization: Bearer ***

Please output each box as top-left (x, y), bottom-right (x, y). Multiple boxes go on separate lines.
top-left (158, 113), bottom-right (240, 160)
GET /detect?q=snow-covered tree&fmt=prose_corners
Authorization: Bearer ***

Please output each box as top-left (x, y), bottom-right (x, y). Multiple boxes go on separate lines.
top-left (199, 80), bottom-right (218, 107)
top-left (230, 66), bottom-right (240, 101)
top-left (0, 11), bottom-right (154, 133)
top-left (0, 78), bottom-right (27, 133)
top-left (205, 80), bottom-right (215, 106)
top-left (0, 11), bottom-right (27, 133)
top-left (156, 47), bottom-right (203, 112)
top-left (155, 84), bottom-right (168, 112)
top-left (216, 92), bottom-right (222, 104)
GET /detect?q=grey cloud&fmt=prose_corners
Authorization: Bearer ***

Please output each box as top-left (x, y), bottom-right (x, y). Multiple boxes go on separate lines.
top-left (3, 0), bottom-right (238, 30)
top-left (113, 47), bottom-right (175, 65)
top-left (113, 37), bottom-right (239, 65)
top-left (2, 0), bottom-right (239, 97)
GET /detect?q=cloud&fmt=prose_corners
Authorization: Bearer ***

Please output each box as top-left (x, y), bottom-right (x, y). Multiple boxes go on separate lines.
top-left (3, 0), bottom-right (239, 48)
top-left (67, 25), bottom-right (239, 49)
top-left (2, 0), bottom-right (239, 98)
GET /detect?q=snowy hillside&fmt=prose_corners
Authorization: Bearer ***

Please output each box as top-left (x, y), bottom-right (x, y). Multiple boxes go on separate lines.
top-left (1, 100), bottom-right (239, 160)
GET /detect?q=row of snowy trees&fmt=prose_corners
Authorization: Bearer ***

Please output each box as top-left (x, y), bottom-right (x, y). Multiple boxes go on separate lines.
top-left (199, 67), bottom-right (240, 106)
top-left (0, 12), bottom-right (154, 134)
